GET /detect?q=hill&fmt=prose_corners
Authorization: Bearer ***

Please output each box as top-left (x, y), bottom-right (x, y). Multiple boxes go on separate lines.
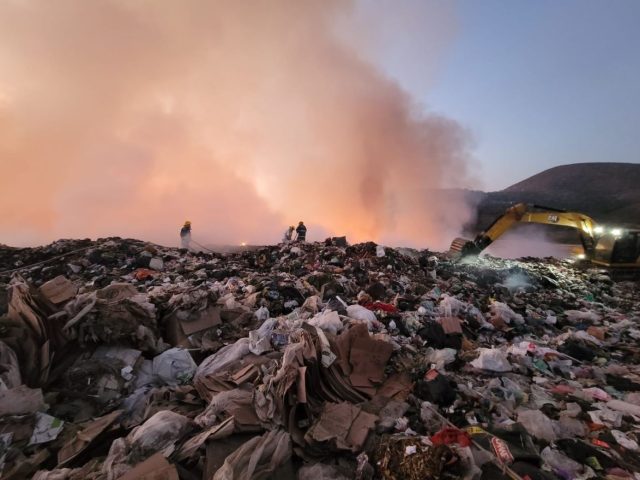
top-left (470, 163), bottom-right (640, 235)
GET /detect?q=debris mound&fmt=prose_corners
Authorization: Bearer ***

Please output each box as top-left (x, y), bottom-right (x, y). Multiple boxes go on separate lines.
top-left (0, 237), bottom-right (639, 479)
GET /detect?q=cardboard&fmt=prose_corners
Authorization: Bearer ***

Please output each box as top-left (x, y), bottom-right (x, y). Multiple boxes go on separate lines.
top-left (181, 305), bottom-right (222, 336)
top-left (177, 417), bottom-right (234, 461)
top-left (438, 317), bottom-right (463, 335)
top-left (118, 453), bottom-right (179, 480)
top-left (58, 410), bottom-right (122, 466)
top-left (305, 402), bottom-right (378, 452)
top-left (0, 385), bottom-right (45, 416)
top-left (347, 323), bottom-right (393, 394)
top-left (39, 276), bottom-right (77, 304)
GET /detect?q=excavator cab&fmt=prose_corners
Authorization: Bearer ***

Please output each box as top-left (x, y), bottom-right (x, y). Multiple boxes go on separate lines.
top-left (593, 230), bottom-right (640, 266)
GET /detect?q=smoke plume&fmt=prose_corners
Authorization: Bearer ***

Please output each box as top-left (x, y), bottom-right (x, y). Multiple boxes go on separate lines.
top-left (0, 0), bottom-right (472, 249)
top-left (484, 225), bottom-right (571, 259)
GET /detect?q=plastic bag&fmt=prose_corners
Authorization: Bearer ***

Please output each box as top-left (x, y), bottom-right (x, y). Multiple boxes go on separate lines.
top-left (426, 348), bottom-right (457, 370)
top-left (128, 410), bottom-right (193, 457)
top-left (195, 338), bottom-right (251, 380)
top-left (302, 295), bottom-right (322, 313)
top-left (346, 305), bottom-right (381, 330)
top-left (255, 306), bottom-right (270, 322)
top-left (213, 429), bottom-right (291, 480)
top-left (298, 463), bottom-right (350, 480)
top-left (438, 294), bottom-right (467, 317)
top-left (196, 387), bottom-right (254, 428)
top-left (308, 311), bottom-right (343, 335)
top-left (540, 447), bottom-right (584, 479)
top-left (611, 430), bottom-right (639, 451)
top-left (152, 348), bottom-right (197, 386)
top-left (564, 310), bottom-right (601, 323)
top-left (489, 301), bottom-right (524, 326)
top-left (470, 348), bottom-right (512, 372)
top-left (588, 407), bottom-right (623, 428)
top-left (556, 416), bottom-right (588, 439)
top-left (249, 318), bottom-right (277, 355)
top-left (516, 409), bottom-right (558, 443)
top-left (0, 341), bottom-right (21, 390)
top-left (607, 399), bottom-right (640, 417)
top-left (419, 402), bottom-right (446, 434)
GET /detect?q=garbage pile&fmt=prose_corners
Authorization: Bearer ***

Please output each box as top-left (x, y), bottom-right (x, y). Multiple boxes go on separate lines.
top-left (1, 237), bottom-right (639, 479)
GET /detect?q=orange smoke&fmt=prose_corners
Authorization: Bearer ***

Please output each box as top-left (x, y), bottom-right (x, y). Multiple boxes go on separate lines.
top-left (0, 0), bottom-right (473, 249)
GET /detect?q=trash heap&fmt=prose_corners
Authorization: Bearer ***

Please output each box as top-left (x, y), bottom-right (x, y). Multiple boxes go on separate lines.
top-left (1, 237), bottom-right (639, 480)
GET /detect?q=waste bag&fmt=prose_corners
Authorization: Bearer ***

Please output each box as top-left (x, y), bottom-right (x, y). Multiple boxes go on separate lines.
top-left (152, 348), bottom-right (197, 386)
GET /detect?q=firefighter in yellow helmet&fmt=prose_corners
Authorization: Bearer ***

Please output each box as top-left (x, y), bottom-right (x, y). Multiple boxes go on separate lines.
top-left (180, 221), bottom-right (192, 250)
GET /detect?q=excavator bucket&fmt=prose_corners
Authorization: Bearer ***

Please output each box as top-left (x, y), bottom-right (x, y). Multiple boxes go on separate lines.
top-left (448, 237), bottom-right (477, 259)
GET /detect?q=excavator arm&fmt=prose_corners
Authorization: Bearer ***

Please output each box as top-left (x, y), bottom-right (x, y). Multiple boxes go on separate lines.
top-left (450, 203), bottom-right (598, 259)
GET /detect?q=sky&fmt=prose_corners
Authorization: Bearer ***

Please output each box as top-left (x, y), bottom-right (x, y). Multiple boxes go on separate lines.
top-left (0, 0), bottom-right (638, 247)
top-left (373, 0), bottom-right (640, 191)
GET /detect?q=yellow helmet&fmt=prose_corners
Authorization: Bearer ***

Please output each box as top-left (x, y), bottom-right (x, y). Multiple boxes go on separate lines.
top-left (184, 220), bottom-right (191, 226)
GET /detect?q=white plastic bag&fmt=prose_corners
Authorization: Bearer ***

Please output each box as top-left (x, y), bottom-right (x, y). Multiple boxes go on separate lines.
top-left (470, 348), bottom-right (512, 372)
top-left (426, 348), bottom-right (457, 370)
top-left (489, 301), bottom-right (524, 326)
top-left (438, 294), bottom-right (467, 317)
top-left (249, 318), bottom-right (277, 355)
top-left (346, 305), bottom-right (380, 330)
top-left (152, 348), bottom-right (197, 386)
top-left (308, 311), bottom-right (344, 335)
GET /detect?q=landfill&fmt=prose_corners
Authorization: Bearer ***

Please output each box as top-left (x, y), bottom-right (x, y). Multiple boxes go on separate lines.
top-left (0, 237), bottom-right (639, 479)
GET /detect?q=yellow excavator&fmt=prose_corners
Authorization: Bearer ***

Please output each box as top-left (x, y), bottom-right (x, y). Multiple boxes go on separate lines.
top-left (449, 203), bottom-right (640, 273)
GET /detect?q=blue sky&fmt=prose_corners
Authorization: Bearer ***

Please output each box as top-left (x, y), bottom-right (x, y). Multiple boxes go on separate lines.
top-left (365, 0), bottom-right (640, 191)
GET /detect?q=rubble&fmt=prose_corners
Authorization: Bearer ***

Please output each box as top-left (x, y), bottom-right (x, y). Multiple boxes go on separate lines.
top-left (0, 236), bottom-right (640, 479)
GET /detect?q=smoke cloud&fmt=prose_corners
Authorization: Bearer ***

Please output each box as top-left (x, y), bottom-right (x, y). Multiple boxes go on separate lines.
top-left (484, 225), bottom-right (572, 259)
top-left (0, 0), bottom-right (473, 249)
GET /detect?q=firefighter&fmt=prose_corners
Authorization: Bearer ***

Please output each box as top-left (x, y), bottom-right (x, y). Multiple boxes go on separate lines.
top-left (295, 221), bottom-right (307, 242)
top-left (180, 221), bottom-right (192, 249)
top-left (283, 225), bottom-right (295, 243)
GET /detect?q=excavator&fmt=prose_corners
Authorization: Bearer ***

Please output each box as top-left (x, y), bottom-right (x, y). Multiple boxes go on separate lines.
top-left (449, 203), bottom-right (640, 275)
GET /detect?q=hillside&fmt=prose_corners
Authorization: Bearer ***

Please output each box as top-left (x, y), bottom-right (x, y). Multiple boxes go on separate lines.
top-left (470, 163), bottom-right (640, 236)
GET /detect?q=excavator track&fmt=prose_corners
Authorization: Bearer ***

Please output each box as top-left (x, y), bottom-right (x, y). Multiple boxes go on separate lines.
top-left (608, 268), bottom-right (640, 282)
